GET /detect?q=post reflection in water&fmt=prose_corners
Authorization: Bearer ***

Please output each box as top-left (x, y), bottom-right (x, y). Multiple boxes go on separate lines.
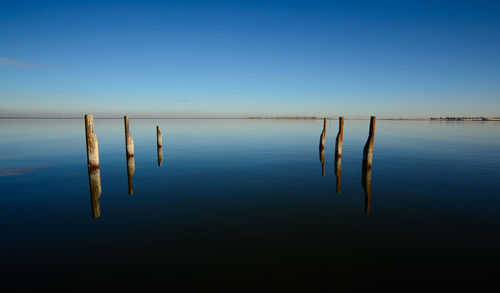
top-left (362, 167), bottom-right (371, 214)
top-left (320, 147), bottom-right (325, 176)
top-left (334, 117), bottom-right (344, 193)
top-left (319, 118), bottom-right (326, 176)
top-left (88, 168), bottom-right (102, 218)
top-left (156, 125), bottom-right (163, 166)
top-left (362, 116), bottom-right (376, 214)
top-left (334, 156), bottom-right (341, 193)
top-left (127, 156), bottom-right (135, 195)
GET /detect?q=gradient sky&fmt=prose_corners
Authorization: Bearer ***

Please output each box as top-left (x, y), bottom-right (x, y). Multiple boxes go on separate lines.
top-left (1, 0), bottom-right (499, 117)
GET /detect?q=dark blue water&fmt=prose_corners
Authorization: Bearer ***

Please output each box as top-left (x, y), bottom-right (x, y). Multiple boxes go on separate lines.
top-left (1, 119), bottom-right (499, 290)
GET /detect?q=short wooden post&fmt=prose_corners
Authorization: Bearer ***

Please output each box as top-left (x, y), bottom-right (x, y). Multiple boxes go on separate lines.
top-left (124, 116), bottom-right (135, 194)
top-left (335, 117), bottom-right (344, 158)
top-left (84, 114), bottom-right (101, 218)
top-left (362, 116), bottom-right (376, 214)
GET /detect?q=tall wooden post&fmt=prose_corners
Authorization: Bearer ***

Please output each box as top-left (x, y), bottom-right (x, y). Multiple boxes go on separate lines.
top-left (157, 126), bottom-right (163, 166)
top-left (124, 116), bottom-right (135, 194)
top-left (84, 114), bottom-right (101, 218)
top-left (362, 116), bottom-right (376, 214)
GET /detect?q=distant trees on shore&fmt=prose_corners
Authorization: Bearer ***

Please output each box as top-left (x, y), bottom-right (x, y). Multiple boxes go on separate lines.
top-left (430, 117), bottom-right (489, 121)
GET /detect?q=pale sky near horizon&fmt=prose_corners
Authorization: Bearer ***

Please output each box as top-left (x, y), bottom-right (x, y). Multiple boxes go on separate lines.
top-left (1, 0), bottom-right (499, 118)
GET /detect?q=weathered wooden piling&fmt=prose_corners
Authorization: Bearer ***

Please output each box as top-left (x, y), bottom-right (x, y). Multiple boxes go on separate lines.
top-left (84, 114), bottom-right (101, 218)
top-left (88, 168), bottom-right (101, 218)
top-left (362, 116), bottom-right (376, 214)
top-left (124, 116), bottom-right (135, 194)
top-left (124, 116), bottom-right (134, 158)
top-left (335, 117), bottom-right (344, 158)
top-left (84, 115), bottom-right (100, 169)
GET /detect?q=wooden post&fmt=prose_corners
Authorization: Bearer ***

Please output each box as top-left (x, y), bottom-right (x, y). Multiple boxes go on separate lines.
top-left (124, 116), bottom-right (134, 158)
top-left (317, 118), bottom-right (327, 176)
top-left (362, 116), bottom-right (376, 214)
top-left (84, 114), bottom-right (101, 218)
top-left (85, 115), bottom-right (100, 169)
top-left (321, 118), bottom-right (326, 147)
top-left (156, 126), bottom-right (162, 148)
top-left (335, 117), bottom-right (344, 158)
top-left (322, 117), bottom-right (327, 140)
top-left (124, 116), bottom-right (135, 194)
top-left (156, 126), bottom-right (163, 166)
top-left (319, 117), bottom-right (326, 151)
top-left (362, 116), bottom-right (376, 169)
top-left (334, 117), bottom-right (344, 193)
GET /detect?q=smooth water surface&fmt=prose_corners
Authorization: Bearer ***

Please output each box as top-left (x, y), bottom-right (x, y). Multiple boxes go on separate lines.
top-left (1, 119), bottom-right (500, 290)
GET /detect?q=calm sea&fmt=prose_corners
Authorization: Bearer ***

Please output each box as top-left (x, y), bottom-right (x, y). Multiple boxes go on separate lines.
top-left (1, 118), bottom-right (499, 290)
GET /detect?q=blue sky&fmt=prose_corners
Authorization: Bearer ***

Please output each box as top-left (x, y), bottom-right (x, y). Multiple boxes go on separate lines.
top-left (1, 0), bottom-right (499, 117)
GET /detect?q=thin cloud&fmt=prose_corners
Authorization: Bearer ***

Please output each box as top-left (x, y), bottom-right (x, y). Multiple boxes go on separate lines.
top-left (0, 57), bottom-right (56, 69)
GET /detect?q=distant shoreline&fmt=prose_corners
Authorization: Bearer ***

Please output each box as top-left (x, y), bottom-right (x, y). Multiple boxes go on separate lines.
top-left (2, 116), bottom-right (499, 121)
